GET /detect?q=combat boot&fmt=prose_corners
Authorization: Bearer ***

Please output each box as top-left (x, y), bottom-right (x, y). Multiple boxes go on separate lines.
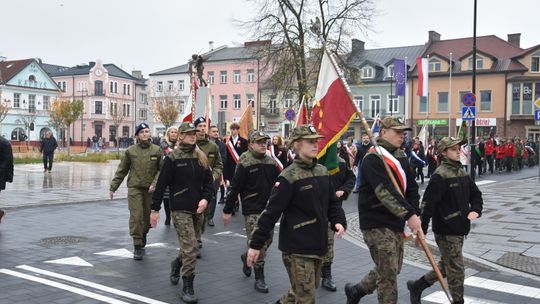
top-left (133, 246), bottom-right (143, 260)
top-left (321, 263), bottom-right (336, 291)
top-left (345, 283), bottom-right (366, 304)
top-left (241, 252), bottom-right (252, 277)
top-left (170, 257), bottom-right (182, 285)
top-left (452, 299), bottom-right (464, 304)
top-left (253, 266), bottom-right (269, 293)
top-left (407, 277), bottom-right (431, 304)
top-left (181, 275), bottom-right (198, 303)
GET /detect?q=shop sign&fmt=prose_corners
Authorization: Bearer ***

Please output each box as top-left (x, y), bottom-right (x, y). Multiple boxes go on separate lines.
top-left (418, 119), bottom-right (448, 126)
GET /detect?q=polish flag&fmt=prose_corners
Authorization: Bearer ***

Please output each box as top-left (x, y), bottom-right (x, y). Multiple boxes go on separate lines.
top-left (182, 78), bottom-right (198, 122)
top-left (416, 57), bottom-right (429, 97)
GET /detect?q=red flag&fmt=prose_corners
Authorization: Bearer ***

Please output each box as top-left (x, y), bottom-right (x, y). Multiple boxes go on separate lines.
top-left (294, 97), bottom-right (309, 127)
top-left (417, 57), bottom-right (429, 96)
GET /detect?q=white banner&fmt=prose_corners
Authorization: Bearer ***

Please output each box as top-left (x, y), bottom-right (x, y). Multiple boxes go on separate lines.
top-left (456, 118), bottom-right (496, 126)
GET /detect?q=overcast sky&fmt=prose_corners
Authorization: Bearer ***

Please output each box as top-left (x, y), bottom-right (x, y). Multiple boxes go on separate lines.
top-left (2, 0), bottom-right (538, 76)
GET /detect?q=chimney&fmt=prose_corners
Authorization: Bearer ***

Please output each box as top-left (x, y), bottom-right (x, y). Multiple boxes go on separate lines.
top-left (351, 39), bottom-right (365, 53)
top-left (89, 61), bottom-right (96, 67)
top-left (244, 40), bottom-right (271, 47)
top-left (132, 70), bottom-right (143, 79)
top-left (0, 56), bottom-right (6, 62)
top-left (208, 41), bottom-right (214, 51)
top-left (428, 30), bottom-right (441, 42)
top-left (507, 33), bottom-right (521, 48)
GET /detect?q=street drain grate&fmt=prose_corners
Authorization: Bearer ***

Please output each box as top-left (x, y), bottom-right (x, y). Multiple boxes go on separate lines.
top-left (40, 236), bottom-right (87, 247)
top-left (496, 252), bottom-right (540, 275)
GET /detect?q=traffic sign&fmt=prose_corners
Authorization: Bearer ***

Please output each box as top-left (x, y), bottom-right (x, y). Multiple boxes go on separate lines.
top-left (535, 98), bottom-right (540, 108)
top-left (535, 109), bottom-right (540, 121)
top-left (462, 92), bottom-right (476, 107)
top-left (462, 106), bottom-right (476, 121)
top-left (285, 108), bottom-right (295, 121)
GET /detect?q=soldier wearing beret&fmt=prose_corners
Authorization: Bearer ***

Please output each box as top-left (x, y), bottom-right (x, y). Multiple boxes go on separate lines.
top-left (247, 125), bottom-right (347, 304)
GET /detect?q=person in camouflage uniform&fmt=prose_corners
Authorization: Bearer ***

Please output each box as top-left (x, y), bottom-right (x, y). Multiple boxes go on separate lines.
top-left (345, 117), bottom-right (422, 304)
top-left (192, 117), bottom-right (223, 253)
top-left (407, 136), bottom-right (483, 304)
top-left (223, 130), bottom-right (281, 293)
top-left (109, 123), bottom-right (163, 260)
top-left (247, 125), bottom-right (347, 304)
top-left (150, 122), bottom-right (214, 304)
top-left (159, 126), bottom-right (178, 225)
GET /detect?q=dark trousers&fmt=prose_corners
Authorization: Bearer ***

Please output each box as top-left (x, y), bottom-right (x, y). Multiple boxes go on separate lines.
top-left (43, 152), bottom-right (54, 170)
top-left (485, 154), bottom-right (494, 173)
top-left (505, 156), bottom-right (513, 172)
top-left (208, 179), bottom-right (220, 220)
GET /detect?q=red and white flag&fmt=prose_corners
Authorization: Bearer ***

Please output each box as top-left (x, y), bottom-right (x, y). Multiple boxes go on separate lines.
top-left (182, 78), bottom-right (199, 122)
top-left (294, 96), bottom-right (309, 127)
top-left (416, 57), bottom-right (429, 97)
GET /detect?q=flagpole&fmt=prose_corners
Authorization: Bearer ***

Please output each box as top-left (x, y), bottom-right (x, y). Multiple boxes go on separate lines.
top-left (449, 52), bottom-right (453, 136)
top-left (390, 68), bottom-right (393, 117)
top-left (404, 56), bottom-right (408, 124)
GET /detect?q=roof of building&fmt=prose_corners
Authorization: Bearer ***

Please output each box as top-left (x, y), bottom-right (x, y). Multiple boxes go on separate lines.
top-left (0, 59), bottom-right (34, 84)
top-left (149, 64), bottom-right (189, 76)
top-left (42, 61), bottom-right (138, 80)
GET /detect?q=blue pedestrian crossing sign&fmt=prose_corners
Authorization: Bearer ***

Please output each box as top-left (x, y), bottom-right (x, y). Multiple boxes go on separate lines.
top-left (535, 109), bottom-right (540, 121)
top-left (462, 106), bottom-right (476, 121)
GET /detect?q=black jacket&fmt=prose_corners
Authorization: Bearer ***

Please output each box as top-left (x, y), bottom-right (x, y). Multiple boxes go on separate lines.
top-left (421, 159), bottom-right (483, 236)
top-left (151, 145), bottom-right (214, 213)
top-left (40, 136), bottom-right (58, 154)
top-left (223, 149), bottom-right (280, 215)
top-left (223, 136), bottom-right (248, 181)
top-left (358, 140), bottom-right (420, 232)
top-left (0, 136), bottom-right (14, 191)
top-left (331, 157), bottom-right (356, 202)
top-left (271, 144), bottom-right (289, 169)
top-left (213, 138), bottom-right (227, 168)
top-left (250, 158), bottom-right (347, 256)
top-left (353, 142), bottom-right (372, 166)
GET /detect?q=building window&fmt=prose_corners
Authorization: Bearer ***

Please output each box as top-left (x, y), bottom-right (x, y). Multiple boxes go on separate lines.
top-left (220, 71), bottom-right (227, 84)
top-left (361, 67), bottom-right (374, 79)
top-left (437, 92), bottom-right (448, 112)
top-left (387, 65), bottom-right (394, 78)
top-left (95, 80), bottom-right (104, 96)
top-left (29, 75), bottom-right (36, 82)
top-left (28, 95), bottom-right (36, 113)
top-left (387, 94), bottom-right (398, 114)
top-left (123, 104), bottom-right (130, 117)
top-left (532, 55), bottom-right (540, 72)
top-left (110, 81), bottom-right (114, 93)
top-left (114, 82), bottom-right (118, 93)
top-left (167, 81), bottom-right (174, 91)
top-left (178, 80), bottom-right (185, 91)
top-left (522, 82), bottom-right (533, 115)
top-left (110, 102), bottom-right (117, 115)
top-left (139, 93), bottom-right (147, 104)
top-left (122, 84), bottom-right (131, 95)
top-left (246, 94), bottom-right (255, 107)
top-left (157, 81), bottom-right (163, 92)
top-left (353, 96), bottom-right (364, 111)
top-left (43, 96), bottom-right (50, 110)
top-left (179, 100), bottom-right (185, 113)
top-left (122, 126), bottom-right (130, 137)
top-left (370, 95), bottom-right (380, 117)
top-left (139, 109), bottom-right (147, 120)
top-left (284, 97), bottom-right (293, 108)
top-left (480, 90), bottom-right (492, 112)
top-left (95, 101), bottom-right (103, 114)
top-left (269, 98), bottom-right (277, 114)
top-left (468, 56), bottom-right (484, 70)
top-left (233, 70), bottom-right (241, 83)
top-left (419, 96), bottom-right (428, 113)
top-left (13, 93), bottom-right (20, 108)
top-left (220, 95), bottom-right (228, 109)
top-left (429, 58), bottom-right (441, 72)
top-left (247, 69), bottom-right (255, 82)
top-left (233, 94), bottom-right (241, 109)
top-left (208, 71), bottom-right (214, 85)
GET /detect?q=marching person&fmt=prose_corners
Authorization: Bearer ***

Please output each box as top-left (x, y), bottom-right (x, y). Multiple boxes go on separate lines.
top-left (345, 117), bottom-right (421, 304)
top-left (0, 135), bottom-right (14, 224)
top-left (223, 130), bottom-right (281, 293)
top-left (223, 123), bottom-right (248, 215)
top-left (495, 139), bottom-right (506, 172)
top-left (321, 153), bottom-right (355, 292)
top-left (407, 137), bottom-right (483, 304)
top-left (208, 125), bottom-right (227, 225)
top-left (150, 122), bottom-right (214, 304)
top-left (484, 137), bottom-right (495, 174)
top-left (109, 123), bottom-right (163, 260)
top-left (159, 126), bottom-right (178, 225)
top-left (353, 134), bottom-right (372, 193)
top-left (247, 125), bottom-right (347, 304)
top-left (269, 135), bottom-right (288, 170)
top-left (193, 117), bottom-right (223, 250)
top-left (426, 138), bottom-right (438, 178)
top-left (39, 130), bottom-right (58, 173)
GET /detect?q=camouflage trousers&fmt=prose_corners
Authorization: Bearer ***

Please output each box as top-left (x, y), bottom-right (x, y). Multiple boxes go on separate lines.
top-left (279, 253), bottom-right (323, 304)
top-left (323, 226), bottom-right (334, 264)
top-left (245, 214), bottom-right (273, 269)
top-left (423, 234), bottom-right (465, 302)
top-left (193, 209), bottom-right (207, 242)
top-left (360, 228), bottom-right (404, 304)
top-left (172, 211), bottom-right (198, 277)
top-left (127, 187), bottom-right (152, 246)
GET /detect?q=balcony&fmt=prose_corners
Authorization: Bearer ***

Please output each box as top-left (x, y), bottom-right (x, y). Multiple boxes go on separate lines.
top-left (261, 108), bottom-right (280, 117)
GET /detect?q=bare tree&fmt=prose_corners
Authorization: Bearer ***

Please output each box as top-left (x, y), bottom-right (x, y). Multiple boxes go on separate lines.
top-left (0, 99), bottom-right (9, 136)
top-left (19, 111), bottom-right (37, 147)
top-left (150, 89), bottom-right (182, 130)
top-left (109, 99), bottom-right (125, 154)
top-left (49, 98), bottom-right (83, 155)
top-left (48, 99), bottom-right (65, 147)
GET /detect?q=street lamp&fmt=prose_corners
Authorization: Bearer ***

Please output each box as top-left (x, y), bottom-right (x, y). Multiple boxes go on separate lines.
top-left (79, 89), bottom-right (88, 146)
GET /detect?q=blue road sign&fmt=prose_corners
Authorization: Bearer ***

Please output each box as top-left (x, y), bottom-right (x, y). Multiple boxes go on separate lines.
top-left (285, 108), bottom-right (295, 121)
top-left (462, 92), bottom-right (476, 107)
top-left (535, 109), bottom-right (540, 121)
top-left (462, 106), bottom-right (476, 121)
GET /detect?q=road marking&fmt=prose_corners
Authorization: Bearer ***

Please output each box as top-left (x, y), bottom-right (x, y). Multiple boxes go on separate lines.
top-left (94, 248), bottom-right (133, 258)
top-left (144, 242), bottom-right (168, 248)
top-left (422, 291), bottom-right (507, 303)
top-left (0, 268), bottom-right (129, 304)
top-left (476, 180), bottom-right (496, 186)
top-left (16, 265), bottom-right (169, 304)
top-left (44, 256), bottom-right (93, 267)
top-left (213, 231), bottom-right (247, 238)
top-left (464, 276), bottom-right (540, 299)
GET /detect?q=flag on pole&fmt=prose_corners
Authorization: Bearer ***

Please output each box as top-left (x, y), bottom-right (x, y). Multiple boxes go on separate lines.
top-left (205, 85), bottom-right (212, 128)
top-left (294, 96), bottom-right (309, 128)
top-left (416, 57), bottom-right (429, 96)
top-left (182, 77), bottom-right (199, 122)
top-left (311, 50), bottom-right (358, 173)
top-left (457, 120), bottom-right (467, 140)
top-left (238, 103), bottom-right (254, 139)
top-left (394, 59), bottom-right (406, 96)
top-left (418, 120), bottom-right (429, 146)
top-left (371, 114), bottom-right (380, 138)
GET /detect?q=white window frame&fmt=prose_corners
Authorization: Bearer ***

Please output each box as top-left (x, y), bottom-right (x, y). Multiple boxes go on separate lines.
top-left (284, 98), bottom-right (293, 108)
top-left (468, 56), bottom-right (484, 70)
top-left (479, 90), bottom-right (492, 112)
top-left (247, 69), bottom-right (255, 82)
top-left (387, 65), bottom-right (394, 79)
top-left (167, 81), bottom-right (174, 91)
top-left (437, 91), bottom-right (449, 113)
top-left (123, 104), bottom-right (130, 117)
top-left (95, 100), bottom-right (103, 114)
top-left (178, 80), bottom-right (185, 91)
top-left (233, 70), bottom-right (241, 83)
top-left (208, 71), bottom-right (214, 84)
top-left (13, 93), bottom-right (20, 108)
top-left (43, 96), bottom-right (50, 110)
top-left (361, 66), bottom-right (374, 79)
top-left (353, 95), bottom-right (364, 111)
top-left (429, 58), bottom-right (441, 72)
top-left (233, 94), bottom-right (241, 109)
top-left (220, 71), bottom-right (227, 84)
top-left (369, 95), bottom-right (381, 118)
top-left (386, 94), bottom-right (398, 114)
top-left (531, 54), bottom-right (540, 73)
top-left (269, 99), bottom-right (277, 114)
top-left (28, 94), bottom-right (36, 112)
top-left (220, 95), bottom-right (227, 109)
top-left (157, 81), bottom-right (163, 92)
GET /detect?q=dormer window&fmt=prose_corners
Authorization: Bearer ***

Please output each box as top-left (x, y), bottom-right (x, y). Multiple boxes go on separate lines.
top-left (387, 65), bottom-right (394, 79)
top-left (468, 56), bottom-right (484, 70)
top-left (361, 66), bottom-right (374, 79)
top-left (531, 51), bottom-right (540, 72)
top-left (429, 58), bottom-right (441, 72)
top-left (28, 75), bottom-right (36, 82)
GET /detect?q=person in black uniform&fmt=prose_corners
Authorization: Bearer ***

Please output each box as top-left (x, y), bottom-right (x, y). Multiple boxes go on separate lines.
top-left (223, 123), bottom-right (248, 214)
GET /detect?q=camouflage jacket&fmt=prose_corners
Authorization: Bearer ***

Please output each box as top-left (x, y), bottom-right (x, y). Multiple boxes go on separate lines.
top-left (358, 139), bottom-right (420, 232)
top-left (109, 140), bottom-right (163, 191)
top-left (197, 135), bottom-right (223, 181)
top-left (250, 157), bottom-right (347, 256)
top-left (421, 159), bottom-right (483, 236)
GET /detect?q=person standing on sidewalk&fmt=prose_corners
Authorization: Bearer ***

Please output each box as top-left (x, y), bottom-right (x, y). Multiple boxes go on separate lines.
top-left (109, 123), bottom-right (163, 260)
top-left (223, 130), bottom-right (281, 294)
top-left (193, 117), bottom-right (223, 249)
top-left (247, 125), bottom-right (347, 304)
top-left (407, 137), bottom-right (483, 304)
top-left (0, 135), bottom-right (14, 224)
top-left (320, 155), bottom-right (355, 292)
top-left (345, 117), bottom-right (421, 304)
top-left (150, 122), bottom-right (214, 304)
top-left (208, 125), bottom-right (227, 225)
top-left (39, 131), bottom-right (57, 173)
top-left (159, 126), bottom-right (178, 226)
